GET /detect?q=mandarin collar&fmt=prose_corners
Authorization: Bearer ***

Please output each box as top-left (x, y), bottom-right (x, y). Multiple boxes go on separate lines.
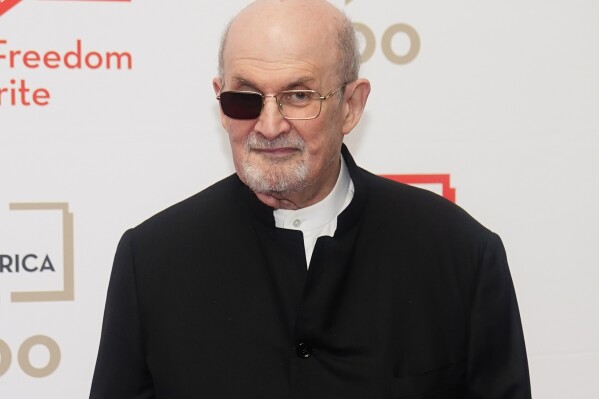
top-left (272, 155), bottom-right (351, 233)
top-left (241, 144), bottom-right (369, 235)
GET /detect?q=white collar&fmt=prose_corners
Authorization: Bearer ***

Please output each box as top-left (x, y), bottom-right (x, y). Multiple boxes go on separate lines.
top-left (273, 155), bottom-right (353, 234)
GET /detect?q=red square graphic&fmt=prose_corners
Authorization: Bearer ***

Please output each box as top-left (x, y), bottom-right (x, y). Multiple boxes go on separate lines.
top-left (381, 174), bottom-right (456, 203)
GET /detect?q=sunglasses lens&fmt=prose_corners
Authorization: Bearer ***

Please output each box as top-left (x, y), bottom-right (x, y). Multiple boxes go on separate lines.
top-left (219, 92), bottom-right (262, 119)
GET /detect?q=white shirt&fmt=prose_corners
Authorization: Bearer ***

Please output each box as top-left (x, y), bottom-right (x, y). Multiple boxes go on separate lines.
top-left (273, 156), bottom-right (354, 267)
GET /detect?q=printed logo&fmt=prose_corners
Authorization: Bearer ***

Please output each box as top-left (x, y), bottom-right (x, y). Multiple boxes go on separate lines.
top-left (0, 203), bottom-right (74, 379)
top-left (0, 0), bottom-right (130, 18)
top-left (382, 174), bottom-right (456, 203)
top-left (0, 0), bottom-right (21, 17)
top-left (345, 0), bottom-right (421, 64)
top-left (1, 203), bottom-right (74, 302)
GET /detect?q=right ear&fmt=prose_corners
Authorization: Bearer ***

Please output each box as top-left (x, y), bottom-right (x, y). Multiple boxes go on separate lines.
top-left (213, 77), bottom-right (228, 128)
top-left (213, 77), bottom-right (223, 96)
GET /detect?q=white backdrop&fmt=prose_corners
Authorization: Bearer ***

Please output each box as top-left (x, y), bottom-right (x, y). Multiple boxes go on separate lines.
top-left (1, 0), bottom-right (598, 397)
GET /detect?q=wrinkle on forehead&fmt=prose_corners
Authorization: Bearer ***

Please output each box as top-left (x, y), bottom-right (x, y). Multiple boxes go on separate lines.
top-left (224, 51), bottom-right (332, 93)
top-left (229, 57), bottom-right (319, 73)
top-left (225, 57), bottom-right (326, 91)
top-left (231, 74), bottom-right (317, 91)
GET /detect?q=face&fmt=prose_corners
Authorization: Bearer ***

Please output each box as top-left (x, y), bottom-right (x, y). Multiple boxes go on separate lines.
top-left (214, 3), bottom-right (350, 207)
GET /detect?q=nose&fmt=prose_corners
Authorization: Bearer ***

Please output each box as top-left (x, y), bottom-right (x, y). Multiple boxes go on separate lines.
top-left (254, 96), bottom-right (291, 139)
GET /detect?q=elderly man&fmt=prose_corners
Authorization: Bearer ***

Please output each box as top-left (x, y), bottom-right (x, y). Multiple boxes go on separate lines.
top-left (90, 0), bottom-right (531, 398)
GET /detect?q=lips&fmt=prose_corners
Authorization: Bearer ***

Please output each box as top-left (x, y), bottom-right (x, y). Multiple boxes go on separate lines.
top-left (251, 147), bottom-right (301, 162)
top-left (246, 133), bottom-right (306, 156)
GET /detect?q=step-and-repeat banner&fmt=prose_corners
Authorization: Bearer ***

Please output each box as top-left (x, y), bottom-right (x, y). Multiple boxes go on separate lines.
top-left (1, 0), bottom-right (598, 397)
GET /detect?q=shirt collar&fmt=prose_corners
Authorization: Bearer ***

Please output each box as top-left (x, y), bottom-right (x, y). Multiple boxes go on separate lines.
top-left (273, 155), bottom-right (353, 233)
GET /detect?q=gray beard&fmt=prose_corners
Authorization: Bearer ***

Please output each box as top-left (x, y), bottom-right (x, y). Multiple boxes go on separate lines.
top-left (241, 160), bottom-right (309, 194)
top-left (239, 132), bottom-right (309, 194)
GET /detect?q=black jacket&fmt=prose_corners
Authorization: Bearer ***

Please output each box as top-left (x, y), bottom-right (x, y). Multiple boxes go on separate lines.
top-left (90, 146), bottom-right (531, 398)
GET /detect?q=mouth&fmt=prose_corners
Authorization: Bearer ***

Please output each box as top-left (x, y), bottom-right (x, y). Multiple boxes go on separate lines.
top-left (245, 132), bottom-right (306, 161)
top-left (251, 146), bottom-right (302, 159)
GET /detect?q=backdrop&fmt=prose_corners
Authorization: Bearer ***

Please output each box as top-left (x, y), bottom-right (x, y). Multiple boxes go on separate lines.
top-left (1, 0), bottom-right (598, 397)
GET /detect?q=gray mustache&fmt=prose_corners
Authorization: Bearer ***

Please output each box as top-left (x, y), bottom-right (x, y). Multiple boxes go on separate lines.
top-left (246, 133), bottom-right (306, 150)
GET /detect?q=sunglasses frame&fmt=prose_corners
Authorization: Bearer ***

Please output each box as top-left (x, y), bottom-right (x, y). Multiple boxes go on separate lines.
top-left (216, 84), bottom-right (347, 120)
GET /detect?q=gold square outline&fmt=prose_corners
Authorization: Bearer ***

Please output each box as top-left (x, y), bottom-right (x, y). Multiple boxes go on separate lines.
top-left (8, 203), bottom-right (74, 302)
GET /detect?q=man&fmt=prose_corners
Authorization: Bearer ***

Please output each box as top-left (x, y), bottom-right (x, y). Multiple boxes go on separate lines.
top-left (90, 0), bottom-right (531, 398)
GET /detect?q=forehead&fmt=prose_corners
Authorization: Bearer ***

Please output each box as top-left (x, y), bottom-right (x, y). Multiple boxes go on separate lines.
top-left (222, 2), bottom-right (340, 90)
top-left (225, 57), bottom-right (325, 91)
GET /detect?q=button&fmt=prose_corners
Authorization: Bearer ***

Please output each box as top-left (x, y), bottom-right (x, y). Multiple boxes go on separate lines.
top-left (293, 219), bottom-right (302, 228)
top-left (295, 342), bottom-right (312, 358)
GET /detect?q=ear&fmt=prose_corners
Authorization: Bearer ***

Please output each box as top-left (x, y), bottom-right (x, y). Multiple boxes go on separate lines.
top-left (213, 77), bottom-right (223, 95)
top-left (213, 77), bottom-right (228, 128)
top-left (341, 78), bottom-right (371, 135)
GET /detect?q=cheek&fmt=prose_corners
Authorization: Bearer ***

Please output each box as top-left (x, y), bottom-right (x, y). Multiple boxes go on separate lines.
top-left (225, 120), bottom-right (254, 145)
top-left (224, 123), bottom-right (252, 170)
top-left (302, 119), bottom-right (343, 157)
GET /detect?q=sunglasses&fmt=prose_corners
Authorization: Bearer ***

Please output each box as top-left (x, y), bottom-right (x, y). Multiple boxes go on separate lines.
top-left (216, 84), bottom-right (347, 120)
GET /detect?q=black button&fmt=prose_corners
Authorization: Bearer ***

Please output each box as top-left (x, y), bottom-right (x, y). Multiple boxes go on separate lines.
top-left (296, 342), bottom-right (312, 358)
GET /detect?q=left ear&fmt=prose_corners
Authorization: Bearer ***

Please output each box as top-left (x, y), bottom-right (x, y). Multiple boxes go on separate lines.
top-left (341, 78), bottom-right (371, 135)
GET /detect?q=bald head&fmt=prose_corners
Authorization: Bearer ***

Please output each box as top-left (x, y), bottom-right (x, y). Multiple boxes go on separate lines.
top-left (212, 0), bottom-right (371, 210)
top-left (218, 0), bottom-right (360, 87)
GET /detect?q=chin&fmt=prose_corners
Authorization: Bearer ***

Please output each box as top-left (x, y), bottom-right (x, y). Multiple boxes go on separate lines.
top-left (240, 160), bottom-right (309, 194)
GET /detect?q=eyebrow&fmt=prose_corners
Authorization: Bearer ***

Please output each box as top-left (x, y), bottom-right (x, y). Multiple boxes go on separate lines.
top-left (231, 77), bottom-right (259, 91)
top-left (231, 76), bottom-right (316, 92)
top-left (283, 78), bottom-right (316, 90)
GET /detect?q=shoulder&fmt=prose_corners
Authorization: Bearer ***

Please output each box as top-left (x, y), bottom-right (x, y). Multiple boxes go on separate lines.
top-left (342, 146), bottom-right (484, 236)
top-left (130, 174), bottom-right (243, 242)
top-left (355, 167), bottom-right (493, 243)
